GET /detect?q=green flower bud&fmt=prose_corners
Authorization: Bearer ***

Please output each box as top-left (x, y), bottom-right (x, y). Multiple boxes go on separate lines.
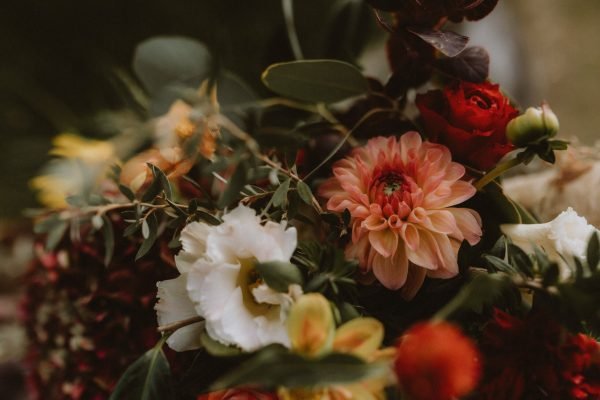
top-left (506, 103), bottom-right (560, 147)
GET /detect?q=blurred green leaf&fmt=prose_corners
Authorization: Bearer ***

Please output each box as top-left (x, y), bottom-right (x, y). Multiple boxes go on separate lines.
top-left (261, 60), bottom-right (369, 103)
top-left (133, 36), bottom-right (212, 94)
top-left (255, 260), bottom-right (304, 292)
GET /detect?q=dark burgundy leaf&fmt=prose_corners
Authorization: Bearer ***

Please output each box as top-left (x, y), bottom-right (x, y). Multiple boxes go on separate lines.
top-left (408, 28), bottom-right (469, 57)
top-left (463, 0), bottom-right (499, 21)
top-left (435, 46), bottom-right (490, 83)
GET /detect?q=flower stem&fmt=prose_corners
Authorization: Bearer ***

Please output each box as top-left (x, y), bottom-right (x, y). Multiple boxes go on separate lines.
top-left (474, 157), bottom-right (522, 191)
top-left (157, 316), bottom-right (204, 333)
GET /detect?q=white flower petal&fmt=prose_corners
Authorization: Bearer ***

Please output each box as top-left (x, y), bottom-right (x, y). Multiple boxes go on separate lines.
top-left (220, 288), bottom-right (261, 350)
top-left (155, 275), bottom-right (204, 351)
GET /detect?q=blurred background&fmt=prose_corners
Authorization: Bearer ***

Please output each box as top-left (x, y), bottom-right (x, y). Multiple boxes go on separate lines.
top-left (0, 1), bottom-right (598, 396)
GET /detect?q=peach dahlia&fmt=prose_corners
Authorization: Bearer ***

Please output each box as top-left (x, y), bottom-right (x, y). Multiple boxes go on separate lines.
top-left (319, 132), bottom-right (482, 298)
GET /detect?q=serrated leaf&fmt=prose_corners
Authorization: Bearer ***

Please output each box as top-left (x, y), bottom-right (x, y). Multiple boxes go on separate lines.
top-left (262, 60), bottom-right (369, 104)
top-left (296, 181), bottom-right (313, 205)
top-left (101, 215), bottom-right (115, 267)
top-left (109, 339), bottom-right (172, 400)
top-left (211, 346), bottom-right (386, 390)
top-left (133, 36), bottom-right (212, 95)
top-left (255, 261), bottom-right (304, 292)
top-left (272, 178), bottom-right (291, 208)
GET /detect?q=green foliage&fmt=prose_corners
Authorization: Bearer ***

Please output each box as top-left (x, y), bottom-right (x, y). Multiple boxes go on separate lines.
top-left (261, 60), bottom-right (369, 104)
top-left (133, 36), bottom-right (213, 95)
top-left (211, 345), bottom-right (387, 390)
top-left (255, 260), bottom-right (305, 292)
top-left (109, 338), bottom-right (173, 400)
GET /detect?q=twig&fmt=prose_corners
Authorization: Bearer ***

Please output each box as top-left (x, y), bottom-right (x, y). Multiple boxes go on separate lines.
top-left (157, 316), bottom-right (204, 333)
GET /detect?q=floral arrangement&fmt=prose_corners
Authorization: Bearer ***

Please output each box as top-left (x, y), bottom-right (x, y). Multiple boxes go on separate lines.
top-left (23, 1), bottom-right (600, 399)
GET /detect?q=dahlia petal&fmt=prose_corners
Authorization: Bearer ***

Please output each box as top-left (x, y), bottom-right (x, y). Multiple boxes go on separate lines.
top-left (406, 228), bottom-right (441, 270)
top-left (400, 266), bottom-right (427, 300)
top-left (368, 229), bottom-right (398, 258)
top-left (363, 214), bottom-right (388, 231)
top-left (425, 234), bottom-right (459, 278)
top-left (371, 244), bottom-right (408, 290)
top-left (401, 224), bottom-right (420, 251)
top-left (425, 209), bottom-right (460, 235)
top-left (400, 132), bottom-right (422, 164)
top-left (426, 180), bottom-right (477, 209)
top-left (447, 208), bottom-right (483, 245)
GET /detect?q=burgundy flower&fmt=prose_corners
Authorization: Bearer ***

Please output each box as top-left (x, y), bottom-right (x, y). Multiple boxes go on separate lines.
top-left (416, 81), bottom-right (518, 171)
top-left (477, 309), bottom-right (600, 400)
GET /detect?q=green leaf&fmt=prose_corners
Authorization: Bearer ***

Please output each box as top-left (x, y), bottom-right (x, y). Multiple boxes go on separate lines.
top-left (587, 231), bottom-right (599, 272)
top-left (272, 178), bottom-right (291, 208)
top-left (255, 261), bottom-right (304, 292)
top-left (101, 215), bottom-right (115, 267)
top-left (119, 184), bottom-right (136, 201)
top-left (109, 339), bottom-right (172, 400)
top-left (296, 181), bottom-right (313, 205)
top-left (45, 219), bottom-right (68, 251)
top-left (483, 255), bottom-right (518, 275)
top-left (507, 244), bottom-right (535, 278)
top-left (133, 36), bottom-right (212, 94)
top-left (433, 272), bottom-right (514, 320)
top-left (211, 346), bottom-right (386, 390)
top-left (218, 163), bottom-right (247, 208)
top-left (261, 60), bottom-right (369, 104)
top-left (148, 164), bottom-right (173, 200)
top-left (200, 332), bottom-right (242, 357)
top-left (136, 213), bottom-right (159, 260)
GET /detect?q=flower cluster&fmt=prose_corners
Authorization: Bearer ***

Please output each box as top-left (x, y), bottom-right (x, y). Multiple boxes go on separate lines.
top-left (19, 1), bottom-right (600, 400)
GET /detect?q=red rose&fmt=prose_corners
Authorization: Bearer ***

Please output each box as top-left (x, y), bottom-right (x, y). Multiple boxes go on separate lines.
top-left (394, 322), bottom-right (481, 400)
top-left (416, 81), bottom-right (518, 171)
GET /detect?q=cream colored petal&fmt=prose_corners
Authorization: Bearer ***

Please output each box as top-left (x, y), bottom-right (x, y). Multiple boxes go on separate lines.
top-left (333, 317), bottom-right (384, 360)
top-left (400, 266), bottom-right (427, 300)
top-left (287, 293), bottom-right (335, 357)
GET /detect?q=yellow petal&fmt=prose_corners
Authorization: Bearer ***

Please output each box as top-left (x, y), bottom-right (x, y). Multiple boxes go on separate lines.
top-left (287, 293), bottom-right (334, 357)
top-left (333, 317), bottom-right (384, 360)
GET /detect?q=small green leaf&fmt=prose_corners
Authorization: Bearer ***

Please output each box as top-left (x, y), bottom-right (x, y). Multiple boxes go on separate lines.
top-left (148, 164), bottom-right (173, 200)
top-left (119, 184), bottom-right (136, 201)
top-left (255, 261), bottom-right (304, 292)
top-left (272, 178), bottom-right (291, 208)
top-left (136, 214), bottom-right (159, 260)
top-left (45, 219), bottom-right (68, 251)
top-left (109, 338), bottom-right (172, 400)
top-left (296, 181), bottom-right (313, 205)
top-left (141, 219), bottom-right (150, 239)
top-left (508, 244), bottom-right (534, 278)
top-left (261, 60), bottom-right (369, 104)
top-left (483, 255), bottom-right (518, 275)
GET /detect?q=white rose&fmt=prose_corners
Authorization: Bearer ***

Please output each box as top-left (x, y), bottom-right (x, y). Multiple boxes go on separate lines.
top-left (501, 207), bottom-right (598, 279)
top-left (155, 205), bottom-right (301, 352)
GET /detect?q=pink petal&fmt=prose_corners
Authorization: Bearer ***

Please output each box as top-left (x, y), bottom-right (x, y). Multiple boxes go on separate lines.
top-left (400, 266), bottom-right (427, 300)
top-left (372, 245), bottom-right (408, 290)
top-left (368, 229), bottom-right (398, 258)
top-left (447, 208), bottom-right (483, 245)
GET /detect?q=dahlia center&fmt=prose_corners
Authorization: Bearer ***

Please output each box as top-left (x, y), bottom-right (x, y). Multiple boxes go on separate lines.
top-left (369, 171), bottom-right (411, 217)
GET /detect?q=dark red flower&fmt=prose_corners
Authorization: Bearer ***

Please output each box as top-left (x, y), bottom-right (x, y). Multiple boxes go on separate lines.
top-left (477, 309), bottom-right (600, 400)
top-left (197, 389), bottom-right (278, 400)
top-left (394, 322), bottom-right (481, 400)
top-left (416, 81), bottom-right (518, 171)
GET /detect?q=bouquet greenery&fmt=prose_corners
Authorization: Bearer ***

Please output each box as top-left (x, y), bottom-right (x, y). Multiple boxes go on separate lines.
top-left (24, 1), bottom-right (599, 399)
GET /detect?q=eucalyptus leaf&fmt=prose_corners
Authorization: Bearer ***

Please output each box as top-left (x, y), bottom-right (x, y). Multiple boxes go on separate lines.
top-left (218, 163), bottom-right (248, 208)
top-left (101, 215), bottom-right (115, 267)
top-left (136, 213), bottom-right (159, 260)
top-left (133, 36), bottom-right (212, 94)
top-left (45, 219), bottom-right (68, 251)
top-left (262, 60), bottom-right (369, 103)
top-left (109, 339), bottom-right (172, 400)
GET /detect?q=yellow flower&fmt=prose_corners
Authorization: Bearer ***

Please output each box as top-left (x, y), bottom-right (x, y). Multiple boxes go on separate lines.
top-left (282, 293), bottom-right (395, 399)
top-left (30, 133), bottom-right (116, 208)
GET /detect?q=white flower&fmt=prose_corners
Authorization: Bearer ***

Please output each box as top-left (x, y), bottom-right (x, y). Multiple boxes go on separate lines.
top-left (155, 205), bottom-right (300, 352)
top-left (501, 207), bottom-right (598, 279)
